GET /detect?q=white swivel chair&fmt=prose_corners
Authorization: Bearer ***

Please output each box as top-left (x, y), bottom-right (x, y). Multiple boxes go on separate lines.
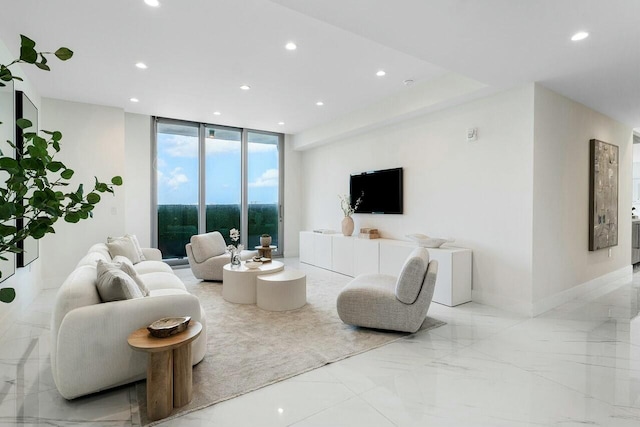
top-left (337, 247), bottom-right (438, 333)
top-left (186, 231), bottom-right (257, 281)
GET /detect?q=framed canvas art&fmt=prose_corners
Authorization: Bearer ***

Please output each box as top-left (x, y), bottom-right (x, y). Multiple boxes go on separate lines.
top-left (16, 91), bottom-right (39, 267)
top-left (589, 139), bottom-right (619, 251)
top-left (0, 80), bottom-right (16, 282)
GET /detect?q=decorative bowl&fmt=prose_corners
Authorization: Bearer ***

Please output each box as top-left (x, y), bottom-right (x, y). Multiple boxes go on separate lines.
top-left (245, 260), bottom-right (263, 269)
top-left (147, 316), bottom-right (191, 338)
top-left (406, 233), bottom-right (454, 248)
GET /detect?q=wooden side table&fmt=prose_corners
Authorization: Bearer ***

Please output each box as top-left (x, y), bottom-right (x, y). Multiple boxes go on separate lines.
top-left (255, 245), bottom-right (277, 259)
top-left (128, 321), bottom-right (202, 421)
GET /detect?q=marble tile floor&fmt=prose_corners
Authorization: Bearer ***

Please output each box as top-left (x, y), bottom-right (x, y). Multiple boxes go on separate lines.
top-left (0, 259), bottom-right (639, 426)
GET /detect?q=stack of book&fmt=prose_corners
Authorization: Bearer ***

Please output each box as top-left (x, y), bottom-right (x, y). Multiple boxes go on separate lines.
top-left (359, 228), bottom-right (380, 239)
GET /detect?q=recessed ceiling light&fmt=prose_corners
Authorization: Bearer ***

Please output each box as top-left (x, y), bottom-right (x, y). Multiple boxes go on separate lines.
top-left (285, 42), bottom-right (297, 51)
top-left (240, 85), bottom-right (251, 91)
top-left (213, 111), bottom-right (221, 116)
top-left (376, 70), bottom-right (386, 77)
top-left (316, 101), bottom-right (324, 106)
top-left (571, 31), bottom-right (589, 41)
top-left (130, 97), bottom-right (139, 103)
top-left (144, 0), bottom-right (160, 7)
top-left (135, 62), bottom-right (147, 69)
top-left (278, 121), bottom-right (285, 125)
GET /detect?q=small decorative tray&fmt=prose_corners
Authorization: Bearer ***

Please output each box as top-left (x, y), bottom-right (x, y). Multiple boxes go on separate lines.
top-left (147, 316), bottom-right (191, 338)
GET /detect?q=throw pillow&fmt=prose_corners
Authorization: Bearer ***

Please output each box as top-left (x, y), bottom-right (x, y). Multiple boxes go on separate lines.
top-left (113, 255), bottom-right (150, 297)
top-left (395, 247), bottom-right (429, 304)
top-left (95, 260), bottom-right (143, 302)
top-left (106, 234), bottom-right (145, 264)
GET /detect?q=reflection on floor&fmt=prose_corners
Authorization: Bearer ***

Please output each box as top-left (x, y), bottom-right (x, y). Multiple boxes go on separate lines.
top-left (1, 258), bottom-right (639, 426)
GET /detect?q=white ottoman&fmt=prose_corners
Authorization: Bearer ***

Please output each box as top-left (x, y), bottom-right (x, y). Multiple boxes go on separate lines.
top-left (256, 270), bottom-right (307, 311)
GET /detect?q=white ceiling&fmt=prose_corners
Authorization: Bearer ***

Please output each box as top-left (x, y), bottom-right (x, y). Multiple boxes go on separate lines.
top-left (0, 0), bottom-right (638, 135)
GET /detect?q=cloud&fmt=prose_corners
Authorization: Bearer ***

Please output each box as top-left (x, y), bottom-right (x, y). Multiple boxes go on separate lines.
top-left (160, 135), bottom-right (277, 158)
top-left (249, 168), bottom-right (279, 188)
top-left (158, 167), bottom-right (189, 190)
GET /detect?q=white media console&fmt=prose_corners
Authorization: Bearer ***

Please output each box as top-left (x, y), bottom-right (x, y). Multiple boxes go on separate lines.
top-left (299, 231), bottom-right (472, 306)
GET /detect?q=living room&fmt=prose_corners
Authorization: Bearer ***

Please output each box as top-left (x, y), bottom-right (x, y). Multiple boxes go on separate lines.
top-left (1, 1), bottom-right (639, 426)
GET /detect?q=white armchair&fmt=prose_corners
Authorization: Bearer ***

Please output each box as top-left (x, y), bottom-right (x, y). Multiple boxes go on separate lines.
top-left (186, 231), bottom-right (257, 281)
top-left (337, 247), bottom-right (438, 333)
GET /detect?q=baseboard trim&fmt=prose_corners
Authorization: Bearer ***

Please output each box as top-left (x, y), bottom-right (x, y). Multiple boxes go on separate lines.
top-left (472, 265), bottom-right (633, 317)
top-left (531, 265), bottom-right (632, 316)
top-left (471, 289), bottom-right (532, 316)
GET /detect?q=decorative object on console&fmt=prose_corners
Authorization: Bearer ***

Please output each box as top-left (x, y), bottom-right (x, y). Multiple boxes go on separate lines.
top-left (147, 316), bottom-right (191, 338)
top-left (339, 192), bottom-right (363, 236)
top-left (359, 228), bottom-right (380, 239)
top-left (589, 139), bottom-right (619, 251)
top-left (260, 234), bottom-right (272, 247)
top-left (406, 233), bottom-right (455, 248)
top-left (227, 228), bottom-right (243, 267)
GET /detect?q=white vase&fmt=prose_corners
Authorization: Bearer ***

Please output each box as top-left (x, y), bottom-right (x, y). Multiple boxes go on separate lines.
top-left (341, 216), bottom-right (355, 236)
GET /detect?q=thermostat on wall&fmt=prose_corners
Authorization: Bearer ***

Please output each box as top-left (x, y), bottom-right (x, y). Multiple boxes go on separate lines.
top-left (467, 128), bottom-right (478, 142)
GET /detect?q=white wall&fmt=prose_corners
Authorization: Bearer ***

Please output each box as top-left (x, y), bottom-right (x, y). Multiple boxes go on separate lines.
top-left (300, 85), bottom-right (536, 312)
top-left (283, 134), bottom-right (302, 256)
top-left (124, 113), bottom-right (152, 247)
top-left (532, 84), bottom-right (632, 313)
top-left (40, 98), bottom-right (126, 288)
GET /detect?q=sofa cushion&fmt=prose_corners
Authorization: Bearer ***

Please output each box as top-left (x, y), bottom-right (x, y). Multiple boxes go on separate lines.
top-left (106, 234), bottom-right (145, 264)
top-left (133, 260), bottom-right (173, 275)
top-left (395, 247), bottom-right (429, 304)
top-left (113, 256), bottom-right (150, 297)
top-left (140, 271), bottom-right (188, 292)
top-left (190, 232), bottom-right (227, 263)
top-left (96, 260), bottom-right (144, 302)
top-left (76, 251), bottom-right (111, 268)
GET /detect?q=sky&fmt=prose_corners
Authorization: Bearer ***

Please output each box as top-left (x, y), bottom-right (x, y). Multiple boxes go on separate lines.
top-left (156, 132), bottom-right (279, 205)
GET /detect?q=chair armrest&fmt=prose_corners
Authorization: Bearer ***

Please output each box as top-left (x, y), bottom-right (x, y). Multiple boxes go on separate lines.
top-left (53, 293), bottom-right (203, 399)
top-left (142, 247), bottom-right (163, 261)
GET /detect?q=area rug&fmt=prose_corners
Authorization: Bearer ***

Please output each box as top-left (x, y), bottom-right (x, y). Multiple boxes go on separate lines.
top-left (136, 267), bottom-right (445, 426)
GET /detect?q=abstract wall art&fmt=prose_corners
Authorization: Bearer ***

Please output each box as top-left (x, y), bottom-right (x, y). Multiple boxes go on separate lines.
top-left (589, 139), bottom-right (619, 251)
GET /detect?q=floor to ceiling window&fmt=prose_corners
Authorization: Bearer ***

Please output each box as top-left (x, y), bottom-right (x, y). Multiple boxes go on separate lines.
top-left (153, 118), bottom-right (284, 261)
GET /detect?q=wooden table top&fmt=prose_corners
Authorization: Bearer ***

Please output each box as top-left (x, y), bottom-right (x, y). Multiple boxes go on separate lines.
top-left (128, 321), bottom-right (202, 353)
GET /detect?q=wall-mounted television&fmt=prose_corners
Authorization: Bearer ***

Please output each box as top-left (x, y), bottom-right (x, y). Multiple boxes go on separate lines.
top-left (350, 167), bottom-right (403, 214)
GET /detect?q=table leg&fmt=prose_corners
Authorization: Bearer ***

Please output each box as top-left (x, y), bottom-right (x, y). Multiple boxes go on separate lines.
top-left (173, 343), bottom-right (193, 407)
top-left (147, 350), bottom-right (173, 421)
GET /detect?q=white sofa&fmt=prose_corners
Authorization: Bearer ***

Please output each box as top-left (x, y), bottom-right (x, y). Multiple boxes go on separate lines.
top-left (51, 243), bottom-right (207, 399)
top-left (186, 231), bottom-right (257, 281)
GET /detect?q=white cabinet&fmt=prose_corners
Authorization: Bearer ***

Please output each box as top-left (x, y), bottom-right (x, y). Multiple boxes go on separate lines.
top-left (299, 232), bottom-right (472, 307)
top-left (332, 235), bottom-right (354, 276)
top-left (354, 239), bottom-right (379, 276)
top-left (299, 231), bottom-right (315, 265)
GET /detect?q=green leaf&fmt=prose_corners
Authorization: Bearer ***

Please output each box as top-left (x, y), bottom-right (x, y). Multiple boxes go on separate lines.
top-left (0, 157), bottom-right (19, 173)
top-left (51, 131), bottom-right (62, 142)
top-left (0, 288), bottom-right (16, 304)
top-left (35, 62), bottom-right (51, 71)
top-left (86, 192), bottom-right (100, 204)
top-left (54, 47), bottom-right (73, 61)
top-left (20, 45), bottom-right (37, 64)
top-left (46, 161), bottom-right (64, 172)
top-left (60, 169), bottom-right (74, 179)
top-left (64, 212), bottom-right (80, 223)
top-left (16, 118), bottom-right (32, 130)
top-left (20, 35), bottom-right (36, 48)
top-left (111, 176), bottom-right (123, 186)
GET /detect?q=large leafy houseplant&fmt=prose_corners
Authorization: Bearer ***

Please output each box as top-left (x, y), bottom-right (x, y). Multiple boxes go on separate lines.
top-left (0, 35), bottom-right (122, 303)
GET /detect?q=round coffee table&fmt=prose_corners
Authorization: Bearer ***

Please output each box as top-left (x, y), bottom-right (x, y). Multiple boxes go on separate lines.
top-left (222, 260), bottom-right (284, 304)
top-left (256, 269), bottom-right (307, 311)
top-left (128, 321), bottom-right (202, 421)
